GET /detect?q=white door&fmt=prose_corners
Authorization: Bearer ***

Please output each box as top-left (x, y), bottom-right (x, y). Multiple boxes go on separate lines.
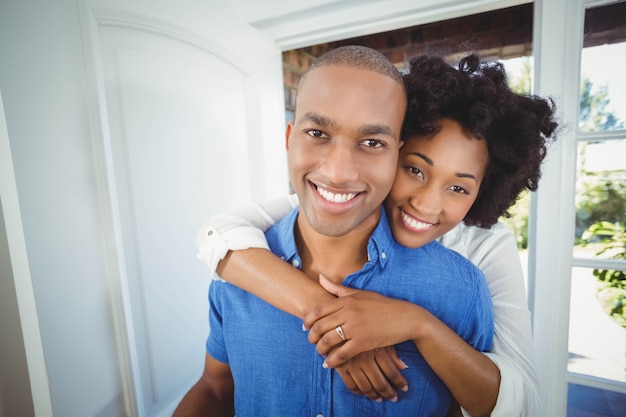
top-left (79, 2), bottom-right (287, 416)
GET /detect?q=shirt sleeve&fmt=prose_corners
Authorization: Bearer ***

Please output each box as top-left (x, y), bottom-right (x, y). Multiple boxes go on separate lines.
top-left (206, 281), bottom-right (228, 363)
top-left (195, 194), bottom-right (298, 277)
top-left (448, 223), bottom-right (539, 417)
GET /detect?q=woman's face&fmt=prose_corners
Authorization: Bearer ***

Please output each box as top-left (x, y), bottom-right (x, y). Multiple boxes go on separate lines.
top-left (384, 118), bottom-right (489, 248)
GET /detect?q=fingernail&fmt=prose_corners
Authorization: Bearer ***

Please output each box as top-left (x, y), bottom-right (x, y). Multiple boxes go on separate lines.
top-left (399, 358), bottom-right (409, 369)
top-left (376, 398), bottom-right (382, 403)
top-left (322, 361), bottom-right (328, 369)
top-left (401, 384), bottom-right (409, 392)
top-left (302, 323), bottom-right (307, 331)
top-left (391, 396), bottom-right (398, 403)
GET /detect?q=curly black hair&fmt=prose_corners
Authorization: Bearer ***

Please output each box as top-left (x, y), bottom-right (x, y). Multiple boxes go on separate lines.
top-left (402, 53), bottom-right (559, 228)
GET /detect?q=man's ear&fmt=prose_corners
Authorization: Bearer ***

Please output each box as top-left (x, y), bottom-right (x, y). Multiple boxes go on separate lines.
top-left (285, 121), bottom-right (293, 150)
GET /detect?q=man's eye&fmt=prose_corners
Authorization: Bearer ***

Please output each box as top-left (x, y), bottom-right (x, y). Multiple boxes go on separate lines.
top-left (306, 129), bottom-right (325, 138)
top-left (362, 139), bottom-right (384, 148)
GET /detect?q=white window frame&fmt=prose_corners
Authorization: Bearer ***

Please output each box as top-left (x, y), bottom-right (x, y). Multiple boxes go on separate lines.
top-left (530, 0), bottom-right (626, 415)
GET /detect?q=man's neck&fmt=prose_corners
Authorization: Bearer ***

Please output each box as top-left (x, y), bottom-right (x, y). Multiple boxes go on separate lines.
top-left (294, 211), bottom-right (380, 285)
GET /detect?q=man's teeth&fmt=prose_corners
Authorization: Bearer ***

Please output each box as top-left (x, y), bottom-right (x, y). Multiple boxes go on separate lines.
top-left (401, 210), bottom-right (433, 230)
top-left (317, 187), bottom-right (357, 203)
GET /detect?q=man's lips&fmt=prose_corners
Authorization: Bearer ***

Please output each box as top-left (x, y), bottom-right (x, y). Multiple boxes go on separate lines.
top-left (312, 182), bottom-right (360, 204)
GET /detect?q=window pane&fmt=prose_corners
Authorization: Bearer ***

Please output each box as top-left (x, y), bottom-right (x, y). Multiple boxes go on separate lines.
top-left (568, 267), bottom-right (625, 382)
top-left (574, 139), bottom-right (626, 258)
top-left (567, 383), bottom-right (626, 416)
top-left (579, 44), bottom-right (626, 132)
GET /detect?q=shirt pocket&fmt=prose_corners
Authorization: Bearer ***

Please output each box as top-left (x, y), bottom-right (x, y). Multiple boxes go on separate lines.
top-left (353, 342), bottom-right (451, 417)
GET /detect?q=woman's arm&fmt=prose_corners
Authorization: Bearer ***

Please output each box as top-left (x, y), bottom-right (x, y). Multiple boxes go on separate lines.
top-left (196, 195), bottom-right (298, 276)
top-left (305, 223), bottom-right (536, 417)
top-left (197, 195), bottom-right (408, 401)
top-left (448, 223), bottom-right (539, 417)
top-left (197, 194), bottom-right (334, 318)
top-left (217, 248), bottom-right (333, 318)
top-left (305, 277), bottom-right (500, 417)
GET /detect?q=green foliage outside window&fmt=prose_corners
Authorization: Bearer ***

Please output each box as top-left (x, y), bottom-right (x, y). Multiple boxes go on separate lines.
top-left (581, 221), bottom-right (626, 327)
top-left (500, 60), bottom-right (624, 251)
top-left (575, 173), bottom-right (626, 240)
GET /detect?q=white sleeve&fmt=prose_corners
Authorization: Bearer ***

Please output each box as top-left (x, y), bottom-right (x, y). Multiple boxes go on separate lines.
top-left (195, 194), bottom-right (298, 277)
top-left (443, 223), bottom-right (539, 417)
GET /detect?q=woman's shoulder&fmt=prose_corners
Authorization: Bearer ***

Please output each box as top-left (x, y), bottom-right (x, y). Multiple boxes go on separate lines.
top-left (441, 222), bottom-right (513, 248)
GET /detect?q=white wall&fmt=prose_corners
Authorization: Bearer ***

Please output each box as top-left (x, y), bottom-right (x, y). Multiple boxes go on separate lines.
top-left (1, 1), bottom-right (132, 415)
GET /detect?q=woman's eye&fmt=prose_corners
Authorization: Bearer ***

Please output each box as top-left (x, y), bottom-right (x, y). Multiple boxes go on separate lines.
top-left (408, 167), bottom-right (424, 180)
top-left (450, 185), bottom-right (469, 195)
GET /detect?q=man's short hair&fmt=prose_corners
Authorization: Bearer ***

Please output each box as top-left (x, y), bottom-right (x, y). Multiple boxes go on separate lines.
top-left (298, 45), bottom-right (405, 96)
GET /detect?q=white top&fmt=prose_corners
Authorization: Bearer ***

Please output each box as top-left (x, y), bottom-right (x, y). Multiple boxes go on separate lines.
top-left (196, 194), bottom-right (539, 417)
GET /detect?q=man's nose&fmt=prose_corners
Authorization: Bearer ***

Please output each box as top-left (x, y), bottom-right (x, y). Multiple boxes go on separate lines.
top-left (319, 142), bottom-right (359, 184)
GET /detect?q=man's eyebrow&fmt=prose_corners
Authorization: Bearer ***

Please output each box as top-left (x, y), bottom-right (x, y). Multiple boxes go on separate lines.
top-left (359, 124), bottom-right (397, 139)
top-left (297, 112), bottom-right (397, 139)
top-left (409, 151), bottom-right (479, 182)
top-left (297, 112), bottom-right (336, 128)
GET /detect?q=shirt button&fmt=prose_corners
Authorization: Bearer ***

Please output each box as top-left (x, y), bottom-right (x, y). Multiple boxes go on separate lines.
top-left (316, 414), bottom-right (324, 417)
top-left (291, 259), bottom-right (300, 267)
top-left (381, 252), bottom-right (387, 259)
top-left (206, 230), bottom-right (213, 236)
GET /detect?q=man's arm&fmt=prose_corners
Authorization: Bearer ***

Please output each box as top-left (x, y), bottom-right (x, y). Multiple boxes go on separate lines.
top-left (173, 353), bottom-right (234, 417)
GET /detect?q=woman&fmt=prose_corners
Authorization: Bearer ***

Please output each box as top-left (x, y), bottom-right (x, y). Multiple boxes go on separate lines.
top-left (196, 53), bottom-right (558, 416)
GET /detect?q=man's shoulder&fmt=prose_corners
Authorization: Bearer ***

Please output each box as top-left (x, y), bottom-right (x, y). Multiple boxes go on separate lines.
top-left (265, 207), bottom-right (299, 240)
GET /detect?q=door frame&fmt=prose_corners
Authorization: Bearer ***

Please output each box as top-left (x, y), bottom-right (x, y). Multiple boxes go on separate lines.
top-left (0, 90), bottom-right (54, 416)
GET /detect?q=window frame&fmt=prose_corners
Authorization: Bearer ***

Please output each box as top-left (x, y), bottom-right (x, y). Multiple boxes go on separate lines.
top-left (530, 0), bottom-right (626, 415)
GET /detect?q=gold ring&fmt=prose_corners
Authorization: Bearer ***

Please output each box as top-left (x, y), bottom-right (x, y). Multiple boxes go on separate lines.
top-left (335, 325), bottom-right (346, 342)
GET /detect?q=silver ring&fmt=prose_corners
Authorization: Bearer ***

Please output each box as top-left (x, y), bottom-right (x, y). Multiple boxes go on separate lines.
top-left (335, 325), bottom-right (346, 342)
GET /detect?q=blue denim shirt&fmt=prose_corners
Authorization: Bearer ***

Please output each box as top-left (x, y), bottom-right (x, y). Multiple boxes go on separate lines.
top-left (207, 207), bottom-right (493, 417)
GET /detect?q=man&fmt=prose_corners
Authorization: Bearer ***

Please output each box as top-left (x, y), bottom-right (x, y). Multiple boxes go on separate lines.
top-left (173, 46), bottom-right (492, 416)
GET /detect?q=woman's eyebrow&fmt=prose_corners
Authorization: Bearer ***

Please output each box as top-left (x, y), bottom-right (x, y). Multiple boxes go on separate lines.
top-left (456, 172), bottom-right (478, 182)
top-left (409, 151), bottom-right (479, 182)
top-left (409, 152), bottom-right (433, 166)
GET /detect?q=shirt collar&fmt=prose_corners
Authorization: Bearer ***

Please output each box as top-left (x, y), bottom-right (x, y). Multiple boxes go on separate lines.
top-left (366, 206), bottom-right (394, 268)
top-left (267, 206), bottom-right (394, 270)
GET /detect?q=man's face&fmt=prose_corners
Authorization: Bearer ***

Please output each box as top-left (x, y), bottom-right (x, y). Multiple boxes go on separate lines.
top-left (286, 65), bottom-right (406, 237)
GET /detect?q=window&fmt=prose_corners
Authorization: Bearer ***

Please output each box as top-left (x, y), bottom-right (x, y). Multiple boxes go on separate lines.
top-left (567, 1), bottom-right (626, 415)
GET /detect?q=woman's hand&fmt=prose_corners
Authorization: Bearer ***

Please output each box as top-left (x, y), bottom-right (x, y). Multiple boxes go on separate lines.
top-left (333, 346), bottom-right (409, 402)
top-left (304, 275), bottom-right (422, 367)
